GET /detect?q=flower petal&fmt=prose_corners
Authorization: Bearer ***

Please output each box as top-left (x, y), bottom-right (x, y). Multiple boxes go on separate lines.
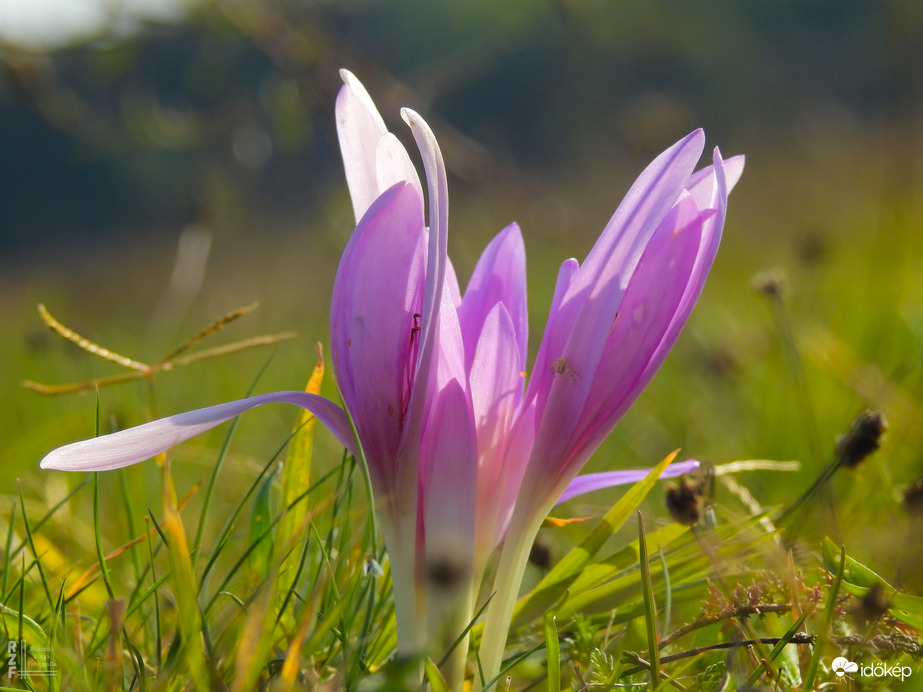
top-left (40, 391), bottom-right (355, 472)
top-left (337, 69), bottom-right (389, 223)
top-left (376, 133), bottom-right (424, 209)
top-left (330, 182), bottom-right (426, 470)
top-left (573, 199), bottom-right (712, 464)
top-left (686, 154), bottom-right (744, 204)
top-left (530, 193), bottom-right (706, 490)
top-left (529, 131), bottom-right (705, 417)
top-left (556, 459), bottom-right (701, 504)
top-left (420, 378), bottom-right (477, 558)
top-left (398, 108), bottom-right (451, 449)
top-left (458, 223), bottom-right (528, 372)
top-left (469, 303), bottom-right (523, 474)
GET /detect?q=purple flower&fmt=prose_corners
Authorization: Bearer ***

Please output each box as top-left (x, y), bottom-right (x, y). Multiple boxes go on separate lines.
top-left (41, 70), bottom-right (742, 677)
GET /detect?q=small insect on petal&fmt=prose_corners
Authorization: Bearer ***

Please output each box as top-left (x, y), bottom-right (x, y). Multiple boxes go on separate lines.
top-left (549, 357), bottom-right (580, 382)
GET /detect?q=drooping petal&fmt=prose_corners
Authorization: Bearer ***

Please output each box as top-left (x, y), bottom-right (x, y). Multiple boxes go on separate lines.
top-left (556, 459), bottom-right (701, 505)
top-left (330, 182), bottom-right (426, 474)
top-left (40, 391), bottom-right (355, 472)
top-left (337, 69), bottom-right (389, 223)
top-left (458, 223), bottom-right (528, 372)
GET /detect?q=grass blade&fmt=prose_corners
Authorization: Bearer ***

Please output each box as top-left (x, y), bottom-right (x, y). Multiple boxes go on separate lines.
top-left (637, 511), bottom-right (660, 688)
top-left (193, 355), bottom-right (274, 561)
top-left (746, 607), bottom-right (813, 688)
top-left (161, 458), bottom-right (210, 690)
top-left (804, 544), bottom-right (845, 689)
top-left (544, 611), bottom-right (560, 692)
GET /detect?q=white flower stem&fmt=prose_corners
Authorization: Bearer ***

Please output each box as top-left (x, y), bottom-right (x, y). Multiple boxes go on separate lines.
top-left (474, 507), bottom-right (547, 690)
top-left (430, 583), bottom-right (475, 689)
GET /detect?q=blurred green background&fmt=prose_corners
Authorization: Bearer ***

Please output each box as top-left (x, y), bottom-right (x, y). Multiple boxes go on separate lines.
top-left (2, 1), bottom-right (923, 584)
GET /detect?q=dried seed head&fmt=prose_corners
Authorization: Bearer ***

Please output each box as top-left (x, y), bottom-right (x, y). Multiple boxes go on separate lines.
top-left (529, 539), bottom-right (553, 570)
top-left (836, 410), bottom-right (887, 469)
top-left (751, 269), bottom-right (786, 298)
top-left (852, 583), bottom-right (891, 627)
top-left (666, 476), bottom-right (708, 527)
top-left (903, 477), bottom-right (923, 517)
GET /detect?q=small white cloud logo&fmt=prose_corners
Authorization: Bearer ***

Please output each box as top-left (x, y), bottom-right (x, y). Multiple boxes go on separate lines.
top-left (832, 657), bottom-right (859, 677)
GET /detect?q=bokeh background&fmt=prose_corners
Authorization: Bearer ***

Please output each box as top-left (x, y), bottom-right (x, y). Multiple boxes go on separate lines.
top-left (3, 1), bottom-right (923, 585)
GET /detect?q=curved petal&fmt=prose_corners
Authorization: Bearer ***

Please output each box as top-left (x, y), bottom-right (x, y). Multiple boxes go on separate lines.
top-left (458, 223), bottom-right (528, 372)
top-left (40, 391), bottom-right (355, 472)
top-left (398, 108), bottom-right (451, 450)
top-left (556, 459), bottom-right (701, 505)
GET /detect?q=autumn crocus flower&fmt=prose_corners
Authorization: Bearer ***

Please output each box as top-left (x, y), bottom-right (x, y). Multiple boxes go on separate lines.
top-left (41, 70), bottom-right (742, 681)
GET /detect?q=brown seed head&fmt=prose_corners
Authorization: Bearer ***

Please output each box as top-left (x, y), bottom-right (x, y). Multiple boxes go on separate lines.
top-left (836, 410), bottom-right (887, 469)
top-left (903, 477), bottom-right (923, 517)
top-left (751, 269), bottom-right (787, 298)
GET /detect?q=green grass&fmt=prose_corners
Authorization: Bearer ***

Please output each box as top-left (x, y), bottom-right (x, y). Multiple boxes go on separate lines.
top-left (2, 130), bottom-right (923, 689)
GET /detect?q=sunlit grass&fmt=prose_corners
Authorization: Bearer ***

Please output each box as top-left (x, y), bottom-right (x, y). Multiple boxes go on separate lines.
top-left (3, 130), bottom-right (923, 689)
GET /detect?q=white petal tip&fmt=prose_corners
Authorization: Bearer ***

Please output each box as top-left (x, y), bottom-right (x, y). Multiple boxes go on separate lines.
top-left (339, 68), bottom-right (351, 83)
top-left (400, 107), bottom-right (419, 126)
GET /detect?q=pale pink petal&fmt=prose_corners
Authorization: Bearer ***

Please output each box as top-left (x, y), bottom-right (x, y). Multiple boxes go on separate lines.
top-left (40, 391), bottom-right (355, 472)
top-left (458, 224), bottom-right (528, 372)
top-left (469, 303), bottom-right (523, 478)
top-left (432, 286), bottom-right (467, 395)
top-left (686, 154), bottom-right (744, 206)
top-left (420, 379), bottom-right (477, 557)
top-left (444, 258), bottom-right (462, 309)
top-left (337, 69), bottom-right (389, 223)
top-left (376, 133), bottom-right (424, 208)
top-left (531, 194), bottom-right (706, 489)
top-left (528, 132), bottom-right (705, 417)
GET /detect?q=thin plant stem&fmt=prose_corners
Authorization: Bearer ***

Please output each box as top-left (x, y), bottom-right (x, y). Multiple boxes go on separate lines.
top-left (767, 293), bottom-right (823, 467)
